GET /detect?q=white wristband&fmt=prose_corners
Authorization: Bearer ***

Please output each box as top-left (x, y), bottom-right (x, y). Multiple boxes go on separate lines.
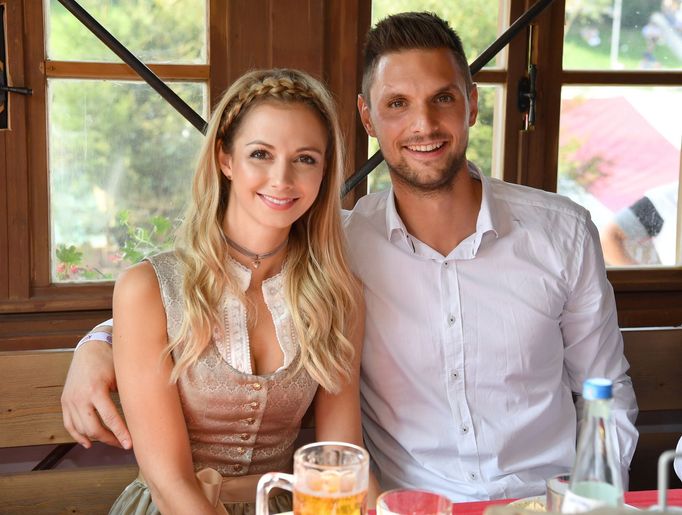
top-left (75, 331), bottom-right (113, 350)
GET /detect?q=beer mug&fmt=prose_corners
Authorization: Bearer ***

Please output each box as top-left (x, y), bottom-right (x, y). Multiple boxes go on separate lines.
top-left (256, 441), bottom-right (369, 515)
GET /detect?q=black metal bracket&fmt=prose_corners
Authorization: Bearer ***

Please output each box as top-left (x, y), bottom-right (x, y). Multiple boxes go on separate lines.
top-left (57, 0), bottom-right (208, 134)
top-left (517, 64), bottom-right (537, 127)
top-left (0, 85), bottom-right (33, 95)
top-left (32, 442), bottom-right (77, 471)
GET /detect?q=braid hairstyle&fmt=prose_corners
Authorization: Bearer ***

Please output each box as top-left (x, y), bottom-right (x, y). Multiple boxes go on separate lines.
top-left (169, 69), bottom-right (358, 393)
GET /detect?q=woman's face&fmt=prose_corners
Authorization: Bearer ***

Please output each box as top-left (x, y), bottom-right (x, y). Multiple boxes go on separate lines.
top-left (220, 100), bottom-right (328, 239)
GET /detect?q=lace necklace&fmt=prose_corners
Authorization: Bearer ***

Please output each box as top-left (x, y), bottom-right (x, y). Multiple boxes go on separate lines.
top-left (221, 232), bottom-right (288, 269)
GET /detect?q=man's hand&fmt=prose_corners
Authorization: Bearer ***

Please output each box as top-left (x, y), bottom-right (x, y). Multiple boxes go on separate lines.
top-left (61, 340), bottom-right (132, 449)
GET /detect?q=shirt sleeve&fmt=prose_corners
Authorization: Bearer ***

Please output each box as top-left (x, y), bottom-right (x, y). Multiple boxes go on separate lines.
top-left (75, 318), bottom-right (114, 350)
top-left (560, 214), bottom-right (639, 487)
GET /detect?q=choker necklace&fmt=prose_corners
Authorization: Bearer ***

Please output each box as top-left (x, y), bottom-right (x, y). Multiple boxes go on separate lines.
top-left (221, 232), bottom-right (288, 269)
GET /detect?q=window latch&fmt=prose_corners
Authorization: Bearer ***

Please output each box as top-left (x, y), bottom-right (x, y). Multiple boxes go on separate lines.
top-left (517, 64), bottom-right (537, 128)
top-left (0, 85), bottom-right (33, 95)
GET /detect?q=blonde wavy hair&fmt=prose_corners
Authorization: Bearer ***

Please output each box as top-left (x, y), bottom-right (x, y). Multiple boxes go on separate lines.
top-left (168, 69), bottom-right (358, 393)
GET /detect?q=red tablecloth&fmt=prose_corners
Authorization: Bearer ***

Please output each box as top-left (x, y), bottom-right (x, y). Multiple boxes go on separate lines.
top-left (367, 489), bottom-right (682, 515)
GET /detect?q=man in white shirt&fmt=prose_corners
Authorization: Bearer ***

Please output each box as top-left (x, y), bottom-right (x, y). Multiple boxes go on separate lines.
top-left (61, 12), bottom-right (638, 502)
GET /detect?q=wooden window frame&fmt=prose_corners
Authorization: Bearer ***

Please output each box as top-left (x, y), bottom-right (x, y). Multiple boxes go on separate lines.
top-left (1, 0), bottom-right (227, 315)
top-left (524, 0), bottom-right (682, 327)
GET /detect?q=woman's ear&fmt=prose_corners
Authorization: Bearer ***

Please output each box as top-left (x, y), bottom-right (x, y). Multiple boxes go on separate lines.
top-left (217, 146), bottom-right (233, 180)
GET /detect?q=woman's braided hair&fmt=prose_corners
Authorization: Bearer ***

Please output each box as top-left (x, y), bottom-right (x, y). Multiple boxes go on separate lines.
top-left (169, 69), bottom-right (358, 393)
top-left (217, 71), bottom-right (332, 160)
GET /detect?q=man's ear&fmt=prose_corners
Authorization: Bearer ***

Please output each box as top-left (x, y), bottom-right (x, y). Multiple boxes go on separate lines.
top-left (357, 94), bottom-right (376, 137)
top-left (217, 146), bottom-right (233, 179)
top-left (468, 83), bottom-right (479, 127)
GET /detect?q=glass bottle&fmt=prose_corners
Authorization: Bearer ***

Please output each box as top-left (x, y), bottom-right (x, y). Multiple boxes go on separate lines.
top-left (561, 378), bottom-right (624, 513)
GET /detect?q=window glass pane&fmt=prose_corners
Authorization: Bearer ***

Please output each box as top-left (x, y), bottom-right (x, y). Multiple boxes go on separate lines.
top-left (564, 0), bottom-right (682, 70)
top-left (47, 0), bottom-right (207, 63)
top-left (367, 85), bottom-right (501, 192)
top-left (371, 0), bottom-right (507, 69)
top-left (557, 86), bottom-right (681, 267)
top-left (48, 79), bottom-right (207, 282)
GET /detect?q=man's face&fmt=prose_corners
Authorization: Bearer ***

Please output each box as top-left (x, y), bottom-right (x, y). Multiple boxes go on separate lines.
top-left (358, 48), bottom-right (478, 193)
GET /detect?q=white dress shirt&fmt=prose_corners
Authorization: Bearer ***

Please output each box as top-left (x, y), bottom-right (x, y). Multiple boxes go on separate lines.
top-left (343, 165), bottom-right (638, 502)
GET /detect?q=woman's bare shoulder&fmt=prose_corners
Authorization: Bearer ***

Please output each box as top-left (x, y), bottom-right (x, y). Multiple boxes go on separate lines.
top-left (114, 261), bottom-right (162, 306)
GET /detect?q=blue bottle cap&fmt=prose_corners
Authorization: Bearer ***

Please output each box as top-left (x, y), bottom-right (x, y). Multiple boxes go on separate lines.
top-left (583, 378), bottom-right (613, 400)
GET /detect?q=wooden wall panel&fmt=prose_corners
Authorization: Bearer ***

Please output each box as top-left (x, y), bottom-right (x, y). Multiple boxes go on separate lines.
top-left (4, 0), bottom-right (30, 299)
top-left (325, 0), bottom-right (371, 208)
top-left (0, 133), bottom-right (7, 299)
top-left (24, 0), bottom-right (49, 288)
top-left (270, 1), bottom-right (324, 75)
top-left (224, 0), bottom-right (271, 83)
top-left (0, 310), bottom-right (111, 351)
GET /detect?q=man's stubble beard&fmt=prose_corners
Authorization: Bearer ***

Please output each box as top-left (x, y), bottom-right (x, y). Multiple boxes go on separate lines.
top-left (386, 137), bottom-right (469, 196)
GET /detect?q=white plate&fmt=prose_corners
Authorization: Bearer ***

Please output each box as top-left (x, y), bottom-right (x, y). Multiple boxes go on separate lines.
top-left (507, 495), bottom-right (547, 512)
top-left (507, 496), bottom-right (642, 512)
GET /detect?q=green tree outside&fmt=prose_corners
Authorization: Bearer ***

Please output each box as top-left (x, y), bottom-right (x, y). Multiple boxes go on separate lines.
top-left (48, 0), bottom-right (206, 282)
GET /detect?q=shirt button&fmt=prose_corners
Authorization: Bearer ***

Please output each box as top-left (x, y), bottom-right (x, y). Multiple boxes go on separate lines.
top-left (461, 426), bottom-right (469, 434)
top-left (470, 472), bottom-right (477, 480)
top-left (444, 261), bottom-right (449, 267)
top-left (448, 314), bottom-right (456, 326)
top-left (234, 464), bottom-right (243, 472)
top-left (237, 447), bottom-right (245, 454)
top-left (245, 418), bottom-right (255, 425)
top-left (451, 371), bottom-right (458, 379)
top-left (250, 401), bottom-right (259, 409)
top-left (252, 382), bottom-right (262, 391)
top-left (240, 433), bottom-right (250, 441)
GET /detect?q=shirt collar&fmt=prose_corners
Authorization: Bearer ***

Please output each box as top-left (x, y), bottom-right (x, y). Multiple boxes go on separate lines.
top-left (470, 162), bottom-right (500, 248)
top-left (385, 161), bottom-right (500, 257)
top-left (385, 186), bottom-right (411, 248)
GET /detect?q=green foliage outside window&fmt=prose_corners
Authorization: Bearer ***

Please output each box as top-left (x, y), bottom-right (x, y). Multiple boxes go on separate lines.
top-left (48, 1), bottom-right (206, 283)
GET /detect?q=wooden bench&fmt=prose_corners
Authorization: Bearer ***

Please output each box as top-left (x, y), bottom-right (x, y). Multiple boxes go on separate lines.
top-left (622, 327), bottom-right (682, 490)
top-left (0, 348), bottom-right (137, 514)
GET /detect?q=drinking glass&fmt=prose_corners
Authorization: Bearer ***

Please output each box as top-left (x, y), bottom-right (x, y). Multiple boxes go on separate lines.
top-left (376, 488), bottom-right (452, 515)
top-left (256, 441), bottom-right (369, 515)
top-left (546, 473), bottom-right (571, 512)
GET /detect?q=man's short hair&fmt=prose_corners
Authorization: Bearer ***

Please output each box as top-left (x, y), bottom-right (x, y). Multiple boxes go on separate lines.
top-left (361, 11), bottom-right (473, 103)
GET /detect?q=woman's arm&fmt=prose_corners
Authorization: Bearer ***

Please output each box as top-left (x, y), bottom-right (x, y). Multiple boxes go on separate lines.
top-left (113, 262), bottom-right (218, 514)
top-left (312, 290), bottom-right (380, 507)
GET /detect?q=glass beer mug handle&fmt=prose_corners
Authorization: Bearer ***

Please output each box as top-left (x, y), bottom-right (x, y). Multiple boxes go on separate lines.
top-left (256, 472), bottom-right (294, 515)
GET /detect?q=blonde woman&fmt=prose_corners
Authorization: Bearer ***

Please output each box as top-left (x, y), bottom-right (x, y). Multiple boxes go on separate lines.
top-left (108, 69), bottom-right (366, 514)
